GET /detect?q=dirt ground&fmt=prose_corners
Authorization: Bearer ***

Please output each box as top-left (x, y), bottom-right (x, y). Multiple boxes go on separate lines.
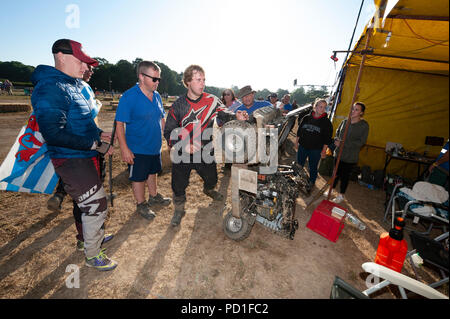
top-left (0, 101), bottom-right (447, 300)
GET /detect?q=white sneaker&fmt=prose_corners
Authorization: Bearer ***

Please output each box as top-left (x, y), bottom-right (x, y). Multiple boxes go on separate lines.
top-left (332, 194), bottom-right (345, 204)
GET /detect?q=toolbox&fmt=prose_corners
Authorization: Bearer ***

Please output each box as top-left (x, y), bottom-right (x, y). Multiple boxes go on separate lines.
top-left (306, 200), bottom-right (347, 243)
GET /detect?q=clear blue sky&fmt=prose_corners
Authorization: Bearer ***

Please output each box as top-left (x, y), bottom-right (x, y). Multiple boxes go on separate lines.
top-left (0, 0), bottom-right (375, 92)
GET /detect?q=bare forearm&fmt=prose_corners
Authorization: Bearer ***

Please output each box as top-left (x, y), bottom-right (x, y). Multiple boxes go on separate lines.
top-left (115, 122), bottom-right (128, 150)
top-left (116, 122), bottom-right (135, 164)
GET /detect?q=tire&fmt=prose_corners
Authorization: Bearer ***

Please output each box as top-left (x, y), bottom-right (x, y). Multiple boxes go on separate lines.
top-left (223, 211), bottom-right (253, 241)
top-left (220, 120), bottom-right (256, 163)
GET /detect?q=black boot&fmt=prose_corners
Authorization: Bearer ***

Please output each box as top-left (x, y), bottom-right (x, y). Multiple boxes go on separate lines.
top-left (171, 197), bottom-right (186, 227)
top-left (47, 193), bottom-right (64, 212)
top-left (203, 187), bottom-right (224, 201)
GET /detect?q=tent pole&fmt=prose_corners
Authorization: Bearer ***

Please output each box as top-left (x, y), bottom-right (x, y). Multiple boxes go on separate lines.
top-left (326, 20), bottom-right (374, 201)
top-left (330, 0), bottom-right (364, 121)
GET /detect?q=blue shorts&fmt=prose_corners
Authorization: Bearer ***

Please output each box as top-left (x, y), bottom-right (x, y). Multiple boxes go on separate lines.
top-left (128, 153), bottom-right (162, 182)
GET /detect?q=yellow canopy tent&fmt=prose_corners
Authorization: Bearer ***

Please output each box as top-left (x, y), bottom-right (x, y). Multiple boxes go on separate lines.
top-left (331, 0), bottom-right (449, 180)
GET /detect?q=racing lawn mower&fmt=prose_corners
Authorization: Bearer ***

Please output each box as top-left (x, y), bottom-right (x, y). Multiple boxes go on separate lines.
top-left (217, 104), bottom-right (312, 241)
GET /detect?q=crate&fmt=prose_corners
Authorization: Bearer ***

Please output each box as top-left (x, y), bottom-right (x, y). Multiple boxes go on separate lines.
top-left (306, 200), bottom-right (347, 243)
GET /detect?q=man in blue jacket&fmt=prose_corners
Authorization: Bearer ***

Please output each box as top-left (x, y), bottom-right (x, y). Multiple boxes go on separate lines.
top-left (31, 39), bottom-right (117, 271)
top-left (46, 64), bottom-right (114, 253)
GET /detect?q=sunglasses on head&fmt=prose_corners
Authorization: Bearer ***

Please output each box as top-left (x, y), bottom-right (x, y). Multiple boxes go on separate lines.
top-left (141, 73), bottom-right (161, 83)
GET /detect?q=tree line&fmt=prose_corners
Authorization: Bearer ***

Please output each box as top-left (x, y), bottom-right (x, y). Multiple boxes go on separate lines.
top-left (0, 59), bottom-right (329, 105)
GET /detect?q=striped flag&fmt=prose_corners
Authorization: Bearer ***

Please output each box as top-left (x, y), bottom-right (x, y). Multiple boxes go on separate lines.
top-left (0, 113), bottom-right (58, 194)
top-left (0, 81), bottom-right (100, 194)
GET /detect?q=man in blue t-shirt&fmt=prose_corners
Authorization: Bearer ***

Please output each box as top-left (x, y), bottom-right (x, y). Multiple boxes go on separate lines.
top-left (115, 61), bottom-right (171, 220)
top-left (234, 85), bottom-right (272, 115)
top-left (279, 94), bottom-right (293, 114)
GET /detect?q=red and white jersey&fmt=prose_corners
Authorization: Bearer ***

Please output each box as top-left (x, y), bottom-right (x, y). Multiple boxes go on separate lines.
top-left (164, 93), bottom-right (234, 147)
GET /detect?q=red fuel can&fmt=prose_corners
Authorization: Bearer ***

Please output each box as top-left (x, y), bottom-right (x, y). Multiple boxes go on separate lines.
top-left (374, 217), bottom-right (408, 272)
top-left (306, 200), bottom-right (347, 243)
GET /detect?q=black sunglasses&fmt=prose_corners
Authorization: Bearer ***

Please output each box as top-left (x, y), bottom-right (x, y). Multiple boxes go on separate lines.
top-left (141, 73), bottom-right (161, 83)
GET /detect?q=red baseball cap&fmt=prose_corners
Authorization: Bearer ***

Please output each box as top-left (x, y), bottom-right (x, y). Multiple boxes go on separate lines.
top-left (52, 39), bottom-right (98, 67)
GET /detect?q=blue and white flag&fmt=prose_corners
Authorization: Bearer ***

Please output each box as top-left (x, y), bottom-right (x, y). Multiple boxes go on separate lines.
top-left (0, 82), bottom-right (100, 194)
top-left (0, 113), bottom-right (58, 194)
top-left (81, 81), bottom-right (102, 119)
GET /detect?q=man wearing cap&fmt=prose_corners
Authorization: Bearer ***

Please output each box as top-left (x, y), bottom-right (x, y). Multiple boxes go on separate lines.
top-left (46, 64), bottom-right (114, 252)
top-left (163, 64), bottom-right (248, 227)
top-left (234, 85), bottom-right (273, 115)
top-left (31, 39), bottom-right (117, 271)
top-left (269, 93), bottom-right (279, 108)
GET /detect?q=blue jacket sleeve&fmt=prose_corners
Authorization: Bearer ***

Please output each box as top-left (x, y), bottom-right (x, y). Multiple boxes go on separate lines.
top-left (33, 84), bottom-right (99, 150)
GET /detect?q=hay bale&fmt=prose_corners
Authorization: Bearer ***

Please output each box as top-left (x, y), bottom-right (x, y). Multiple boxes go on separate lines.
top-left (110, 101), bottom-right (119, 110)
top-left (0, 104), bottom-right (32, 113)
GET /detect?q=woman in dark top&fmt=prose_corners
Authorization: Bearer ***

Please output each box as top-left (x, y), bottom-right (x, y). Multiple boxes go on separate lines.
top-left (328, 101), bottom-right (369, 203)
top-left (296, 98), bottom-right (333, 191)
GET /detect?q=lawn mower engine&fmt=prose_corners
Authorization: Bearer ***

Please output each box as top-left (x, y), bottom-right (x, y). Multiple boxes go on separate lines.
top-left (219, 105), bottom-right (312, 241)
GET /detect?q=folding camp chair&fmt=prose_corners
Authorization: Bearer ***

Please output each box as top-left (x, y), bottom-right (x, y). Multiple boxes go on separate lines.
top-left (361, 262), bottom-right (448, 299)
top-left (330, 276), bottom-right (369, 299)
top-left (406, 231), bottom-right (449, 290)
top-left (383, 182), bottom-right (449, 234)
top-left (330, 263), bottom-right (448, 299)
